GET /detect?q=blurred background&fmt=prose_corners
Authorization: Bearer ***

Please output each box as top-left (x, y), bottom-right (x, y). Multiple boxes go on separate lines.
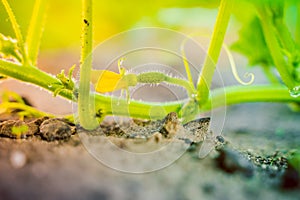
top-left (0, 0), bottom-right (221, 49)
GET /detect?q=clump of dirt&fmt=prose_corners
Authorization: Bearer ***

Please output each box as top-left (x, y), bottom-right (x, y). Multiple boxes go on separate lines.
top-left (92, 112), bottom-right (211, 144)
top-left (0, 117), bottom-right (76, 141)
top-left (0, 108), bottom-right (300, 199)
top-left (39, 118), bottom-right (76, 141)
top-left (214, 143), bottom-right (293, 187)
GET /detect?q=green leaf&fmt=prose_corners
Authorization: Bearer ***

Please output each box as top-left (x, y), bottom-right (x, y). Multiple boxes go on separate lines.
top-left (26, 0), bottom-right (48, 65)
top-left (0, 33), bottom-right (22, 62)
top-left (51, 65), bottom-right (76, 97)
top-left (1, 0), bottom-right (28, 65)
top-left (231, 17), bottom-right (273, 67)
top-left (289, 150), bottom-right (300, 174)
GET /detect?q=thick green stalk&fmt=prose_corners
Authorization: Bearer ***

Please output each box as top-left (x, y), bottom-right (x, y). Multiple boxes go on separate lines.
top-left (196, 0), bottom-right (233, 104)
top-left (78, 0), bottom-right (98, 129)
top-left (0, 59), bottom-right (299, 119)
top-left (26, 0), bottom-right (48, 65)
top-left (1, 0), bottom-right (29, 65)
top-left (0, 59), bottom-right (72, 99)
top-left (95, 85), bottom-right (300, 120)
top-left (95, 96), bottom-right (183, 120)
top-left (256, 4), bottom-right (295, 89)
top-left (201, 85), bottom-right (300, 112)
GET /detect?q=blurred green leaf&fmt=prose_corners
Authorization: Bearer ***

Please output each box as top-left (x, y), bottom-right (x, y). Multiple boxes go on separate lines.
top-left (289, 150), bottom-right (300, 173)
top-left (0, 33), bottom-right (22, 62)
top-left (231, 17), bottom-right (273, 67)
top-left (232, 0), bottom-right (300, 70)
top-left (0, 0), bottom-right (222, 50)
top-left (26, 0), bottom-right (48, 65)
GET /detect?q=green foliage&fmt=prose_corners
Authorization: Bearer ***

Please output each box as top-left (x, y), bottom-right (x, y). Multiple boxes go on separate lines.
top-left (232, 0), bottom-right (300, 89)
top-left (0, 91), bottom-right (55, 119)
top-left (1, 0), bottom-right (28, 65)
top-left (0, 0), bottom-right (300, 129)
top-left (231, 18), bottom-right (273, 67)
top-left (289, 150), bottom-right (300, 173)
top-left (0, 33), bottom-right (22, 62)
top-left (53, 65), bottom-right (75, 97)
top-left (26, 0), bottom-right (48, 65)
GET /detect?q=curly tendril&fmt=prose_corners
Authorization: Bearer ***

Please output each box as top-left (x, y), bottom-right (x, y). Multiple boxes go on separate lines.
top-left (224, 44), bottom-right (255, 85)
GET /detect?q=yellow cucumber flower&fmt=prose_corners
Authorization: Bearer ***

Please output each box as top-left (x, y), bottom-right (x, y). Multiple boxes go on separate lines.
top-left (91, 69), bottom-right (137, 93)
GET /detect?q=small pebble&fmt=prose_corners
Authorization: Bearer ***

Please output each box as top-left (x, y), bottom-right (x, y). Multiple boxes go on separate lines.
top-left (39, 118), bottom-right (75, 141)
top-left (10, 150), bottom-right (26, 169)
top-left (261, 164), bottom-right (267, 169)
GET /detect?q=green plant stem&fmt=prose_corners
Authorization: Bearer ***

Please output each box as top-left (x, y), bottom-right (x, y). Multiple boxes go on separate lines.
top-left (256, 4), bottom-right (296, 89)
top-left (201, 85), bottom-right (300, 112)
top-left (99, 84), bottom-right (300, 119)
top-left (96, 96), bottom-right (183, 120)
top-left (0, 60), bottom-right (299, 120)
top-left (78, 0), bottom-right (98, 130)
top-left (164, 76), bottom-right (196, 97)
top-left (196, 0), bottom-right (233, 104)
top-left (0, 59), bottom-right (73, 99)
top-left (1, 0), bottom-right (29, 65)
top-left (26, 0), bottom-right (48, 65)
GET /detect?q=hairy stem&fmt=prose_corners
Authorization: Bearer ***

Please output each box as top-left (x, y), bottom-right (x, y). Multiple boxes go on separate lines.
top-left (1, 0), bottom-right (29, 65)
top-left (0, 59), bottom-right (299, 120)
top-left (196, 0), bottom-right (233, 104)
top-left (164, 76), bottom-right (196, 97)
top-left (78, 0), bottom-right (98, 130)
top-left (0, 59), bottom-right (72, 99)
top-left (99, 84), bottom-right (300, 119)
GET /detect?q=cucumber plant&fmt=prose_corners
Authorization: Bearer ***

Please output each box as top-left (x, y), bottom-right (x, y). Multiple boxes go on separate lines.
top-left (0, 0), bottom-right (299, 130)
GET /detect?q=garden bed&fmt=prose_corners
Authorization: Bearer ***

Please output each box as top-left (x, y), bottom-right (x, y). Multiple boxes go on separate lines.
top-left (0, 103), bottom-right (299, 200)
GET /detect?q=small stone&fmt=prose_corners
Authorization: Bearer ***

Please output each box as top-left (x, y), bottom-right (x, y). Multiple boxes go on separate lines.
top-left (216, 135), bottom-right (225, 143)
top-left (39, 118), bottom-right (76, 141)
top-left (10, 150), bottom-right (26, 169)
top-left (183, 117), bottom-right (210, 142)
top-left (261, 164), bottom-right (267, 169)
top-left (270, 165), bottom-right (278, 171)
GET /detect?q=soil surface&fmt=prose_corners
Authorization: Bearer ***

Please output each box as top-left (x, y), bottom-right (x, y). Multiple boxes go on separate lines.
top-left (0, 103), bottom-right (300, 200)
